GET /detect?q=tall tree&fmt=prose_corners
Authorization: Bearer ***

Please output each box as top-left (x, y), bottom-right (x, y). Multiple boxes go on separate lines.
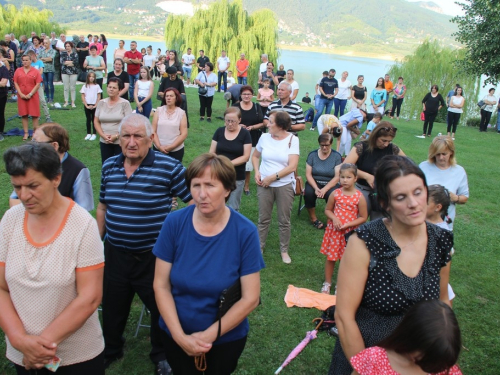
top-left (0, 5), bottom-right (65, 37)
top-left (164, 0), bottom-right (278, 88)
top-left (452, 0), bottom-right (500, 86)
top-left (388, 40), bottom-right (480, 121)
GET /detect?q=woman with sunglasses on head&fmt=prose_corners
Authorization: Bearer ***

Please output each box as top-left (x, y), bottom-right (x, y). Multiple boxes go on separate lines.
top-left (341, 122), bottom-right (405, 220)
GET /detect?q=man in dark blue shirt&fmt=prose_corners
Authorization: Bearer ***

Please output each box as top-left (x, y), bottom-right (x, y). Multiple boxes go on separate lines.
top-left (97, 113), bottom-right (192, 374)
top-left (311, 69), bottom-right (339, 129)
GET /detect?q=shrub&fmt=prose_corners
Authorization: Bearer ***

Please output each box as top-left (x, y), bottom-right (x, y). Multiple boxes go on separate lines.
top-left (466, 117), bottom-right (481, 127)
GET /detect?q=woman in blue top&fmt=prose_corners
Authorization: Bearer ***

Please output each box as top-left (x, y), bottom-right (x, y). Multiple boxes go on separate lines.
top-left (370, 77), bottom-right (387, 115)
top-left (153, 153), bottom-right (264, 375)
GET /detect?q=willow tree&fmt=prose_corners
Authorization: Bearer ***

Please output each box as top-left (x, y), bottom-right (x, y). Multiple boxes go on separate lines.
top-left (0, 5), bottom-right (65, 37)
top-left (388, 40), bottom-right (480, 121)
top-left (164, 0), bottom-right (278, 88)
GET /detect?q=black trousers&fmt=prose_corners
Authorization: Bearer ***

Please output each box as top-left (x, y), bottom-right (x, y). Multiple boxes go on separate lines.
top-left (479, 109), bottom-right (492, 131)
top-left (100, 142), bottom-right (122, 164)
top-left (199, 95), bottom-right (214, 117)
top-left (102, 241), bottom-right (165, 364)
top-left (162, 331), bottom-right (246, 375)
top-left (422, 112), bottom-right (437, 135)
top-left (390, 97), bottom-right (404, 117)
top-left (447, 112), bottom-right (461, 133)
top-left (84, 106), bottom-right (96, 134)
top-left (153, 145), bottom-right (185, 163)
top-left (15, 352), bottom-right (104, 375)
top-left (0, 93), bottom-right (7, 133)
top-left (303, 181), bottom-right (337, 209)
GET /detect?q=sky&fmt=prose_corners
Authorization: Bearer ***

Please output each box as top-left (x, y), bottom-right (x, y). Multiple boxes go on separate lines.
top-left (408, 0), bottom-right (464, 16)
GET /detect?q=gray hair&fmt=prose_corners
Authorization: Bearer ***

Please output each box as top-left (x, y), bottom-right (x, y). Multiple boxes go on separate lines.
top-left (261, 54), bottom-right (268, 59)
top-left (278, 81), bottom-right (292, 92)
top-left (119, 113), bottom-right (153, 137)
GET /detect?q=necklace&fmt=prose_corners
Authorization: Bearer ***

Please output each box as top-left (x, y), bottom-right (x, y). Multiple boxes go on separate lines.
top-left (166, 107), bottom-right (176, 119)
top-left (388, 222), bottom-right (423, 250)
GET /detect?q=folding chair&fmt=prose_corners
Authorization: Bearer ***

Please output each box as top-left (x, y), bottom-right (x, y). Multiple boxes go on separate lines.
top-left (134, 304), bottom-right (151, 337)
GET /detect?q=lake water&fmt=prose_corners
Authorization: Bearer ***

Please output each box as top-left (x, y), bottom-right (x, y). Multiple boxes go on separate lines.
top-left (104, 38), bottom-right (393, 99)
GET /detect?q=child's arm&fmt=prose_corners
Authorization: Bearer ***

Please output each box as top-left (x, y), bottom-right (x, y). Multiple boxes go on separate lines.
top-left (325, 194), bottom-right (342, 229)
top-left (341, 194), bottom-right (368, 230)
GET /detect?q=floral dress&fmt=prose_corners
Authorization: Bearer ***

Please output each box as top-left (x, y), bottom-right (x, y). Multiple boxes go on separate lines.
top-left (328, 220), bottom-right (453, 375)
top-left (351, 346), bottom-right (462, 375)
top-left (320, 188), bottom-right (362, 261)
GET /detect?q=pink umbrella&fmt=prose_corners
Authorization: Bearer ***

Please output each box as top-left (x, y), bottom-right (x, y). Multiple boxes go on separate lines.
top-left (274, 318), bottom-right (323, 374)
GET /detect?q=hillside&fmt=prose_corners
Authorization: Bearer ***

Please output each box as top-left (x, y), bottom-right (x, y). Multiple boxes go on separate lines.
top-left (1, 0), bottom-right (458, 57)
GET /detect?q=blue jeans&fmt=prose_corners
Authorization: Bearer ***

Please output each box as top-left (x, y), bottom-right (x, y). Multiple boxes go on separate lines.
top-left (128, 73), bottom-right (140, 100)
top-left (314, 94), bottom-right (321, 110)
top-left (218, 71), bottom-right (227, 92)
top-left (497, 112), bottom-right (500, 131)
top-left (43, 72), bottom-right (54, 101)
top-left (334, 98), bottom-right (348, 118)
top-left (137, 97), bottom-right (152, 118)
top-left (312, 97), bottom-right (334, 128)
top-left (238, 77), bottom-right (247, 85)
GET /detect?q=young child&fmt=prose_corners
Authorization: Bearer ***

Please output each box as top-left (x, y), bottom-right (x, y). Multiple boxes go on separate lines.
top-left (257, 78), bottom-right (274, 108)
top-left (360, 112), bottom-right (382, 140)
top-left (351, 300), bottom-right (463, 375)
top-left (320, 164), bottom-right (368, 294)
top-left (80, 71), bottom-right (102, 141)
top-left (134, 66), bottom-right (154, 118)
top-left (426, 184), bottom-right (456, 302)
top-left (226, 70), bottom-right (236, 88)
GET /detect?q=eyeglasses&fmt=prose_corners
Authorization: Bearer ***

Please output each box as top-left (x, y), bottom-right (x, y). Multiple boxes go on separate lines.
top-left (225, 119), bottom-right (239, 125)
top-left (319, 144), bottom-right (331, 148)
top-left (241, 93), bottom-right (253, 96)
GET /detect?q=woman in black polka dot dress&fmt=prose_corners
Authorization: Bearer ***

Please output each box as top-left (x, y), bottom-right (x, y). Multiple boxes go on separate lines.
top-left (329, 156), bottom-right (453, 375)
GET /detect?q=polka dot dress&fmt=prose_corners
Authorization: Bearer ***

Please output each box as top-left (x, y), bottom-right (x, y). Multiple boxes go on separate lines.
top-left (328, 220), bottom-right (453, 375)
top-left (351, 346), bottom-right (463, 374)
top-left (320, 188), bottom-right (362, 261)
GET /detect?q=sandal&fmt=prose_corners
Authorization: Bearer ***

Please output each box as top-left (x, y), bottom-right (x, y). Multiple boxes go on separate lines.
top-left (22, 132), bottom-right (29, 141)
top-left (321, 282), bottom-right (331, 294)
top-left (312, 220), bottom-right (324, 229)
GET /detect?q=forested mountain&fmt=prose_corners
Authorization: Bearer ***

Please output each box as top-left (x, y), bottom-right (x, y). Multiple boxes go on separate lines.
top-left (1, 0), bottom-right (457, 56)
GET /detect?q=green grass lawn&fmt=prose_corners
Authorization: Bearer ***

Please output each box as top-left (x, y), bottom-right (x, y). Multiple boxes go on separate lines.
top-left (0, 82), bottom-right (498, 374)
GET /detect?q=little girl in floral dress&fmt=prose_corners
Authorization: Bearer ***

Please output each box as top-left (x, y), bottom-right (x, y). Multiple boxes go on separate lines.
top-left (320, 163), bottom-right (367, 294)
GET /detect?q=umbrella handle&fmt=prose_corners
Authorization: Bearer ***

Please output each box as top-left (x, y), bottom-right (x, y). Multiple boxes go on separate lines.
top-left (275, 366), bottom-right (283, 374)
top-left (312, 318), bottom-right (324, 331)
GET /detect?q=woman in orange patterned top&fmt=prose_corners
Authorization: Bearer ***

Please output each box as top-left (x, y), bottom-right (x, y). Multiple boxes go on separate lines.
top-left (0, 143), bottom-right (105, 374)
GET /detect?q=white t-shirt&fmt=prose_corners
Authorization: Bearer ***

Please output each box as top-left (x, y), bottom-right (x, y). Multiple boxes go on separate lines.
top-left (217, 56), bottom-right (230, 71)
top-left (137, 80), bottom-right (152, 98)
top-left (80, 83), bottom-right (103, 105)
top-left (56, 39), bottom-right (64, 50)
top-left (256, 133), bottom-right (300, 188)
top-left (260, 62), bottom-right (268, 74)
top-left (182, 53), bottom-right (195, 68)
top-left (316, 77), bottom-right (323, 96)
top-left (483, 94), bottom-right (497, 112)
top-left (227, 76), bottom-right (236, 87)
top-left (419, 160), bottom-right (469, 230)
top-left (143, 54), bottom-right (156, 68)
top-left (336, 79), bottom-right (352, 100)
top-left (448, 96), bottom-right (464, 114)
top-left (289, 80), bottom-right (299, 103)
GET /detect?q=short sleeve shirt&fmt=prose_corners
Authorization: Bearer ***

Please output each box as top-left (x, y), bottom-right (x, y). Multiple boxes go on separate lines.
top-left (236, 59), bottom-right (249, 77)
top-left (306, 149), bottom-right (342, 184)
top-left (217, 56), bottom-right (230, 71)
top-left (212, 127), bottom-right (252, 180)
top-left (0, 202), bottom-right (104, 366)
top-left (320, 77), bottom-right (338, 98)
top-left (124, 50), bottom-right (143, 75)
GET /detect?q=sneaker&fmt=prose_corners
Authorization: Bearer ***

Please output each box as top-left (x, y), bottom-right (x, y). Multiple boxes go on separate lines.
top-left (200, 117), bottom-right (204, 121)
top-left (71, 104), bottom-right (76, 108)
top-left (155, 360), bottom-right (172, 375)
top-left (207, 118), bottom-right (212, 123)
top-left (281, 252), bottom-right (291, 264)
top-left (309, 127), bottom-right (315, 131)
top-left (452, 137), bottom-right (455, 141)
top-left (11, 95), bottom-right (17, 101)
top-left (46, 117), bottom-right (53, 123)
top-left (321, 282), bottom-right (331, 294)
top-left (84, 134), bottom-right (92, 140)
top-left (89, 134), bottom-right (97, 141)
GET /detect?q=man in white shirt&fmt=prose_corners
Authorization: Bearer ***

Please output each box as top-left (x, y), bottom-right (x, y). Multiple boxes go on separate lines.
top-left (181, 47), bottom-right (195, 86)
top-left (217, 50), bottom-right (230, 93)
top-left (259, 54), bottom-right (268, 75)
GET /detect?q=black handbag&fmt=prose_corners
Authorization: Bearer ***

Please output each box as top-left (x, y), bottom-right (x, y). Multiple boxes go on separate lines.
top-left (77, 70), bottom-right (88, 82)
top-left (198, 72), bottom-right (208, 95)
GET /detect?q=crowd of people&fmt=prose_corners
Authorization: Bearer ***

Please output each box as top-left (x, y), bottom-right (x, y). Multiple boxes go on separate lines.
top-left (0, 31), bottom-right (478, 375)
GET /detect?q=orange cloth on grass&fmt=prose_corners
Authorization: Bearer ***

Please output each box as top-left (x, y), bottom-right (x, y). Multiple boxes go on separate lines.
top-left (284, 285), bottom-right (336, 310)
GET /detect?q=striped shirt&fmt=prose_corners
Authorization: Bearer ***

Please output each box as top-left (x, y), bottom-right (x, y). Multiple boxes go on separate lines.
top-left (264, 99), bottom-right (305, 126)
top-left (99, 149), bottom-right (192, 251)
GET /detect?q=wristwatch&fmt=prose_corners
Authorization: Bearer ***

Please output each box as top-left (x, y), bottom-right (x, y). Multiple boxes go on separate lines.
top-left (276, 172), bottom-right (280, 181)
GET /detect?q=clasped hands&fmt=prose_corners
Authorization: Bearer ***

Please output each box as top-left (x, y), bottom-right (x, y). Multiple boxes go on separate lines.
top-left (16, 334), bottom-right (57, 370)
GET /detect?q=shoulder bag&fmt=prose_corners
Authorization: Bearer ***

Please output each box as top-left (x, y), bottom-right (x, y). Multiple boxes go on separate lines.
top-left (288, 135), bottom-right (304, 196)
top-left (198, 72), bottom-right (208, 95)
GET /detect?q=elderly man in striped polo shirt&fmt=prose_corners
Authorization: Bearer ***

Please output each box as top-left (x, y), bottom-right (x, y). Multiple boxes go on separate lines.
top-left (97, 113), bottom-right (192, 374)
top-left (264, 81), bottom-right (306, 134)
